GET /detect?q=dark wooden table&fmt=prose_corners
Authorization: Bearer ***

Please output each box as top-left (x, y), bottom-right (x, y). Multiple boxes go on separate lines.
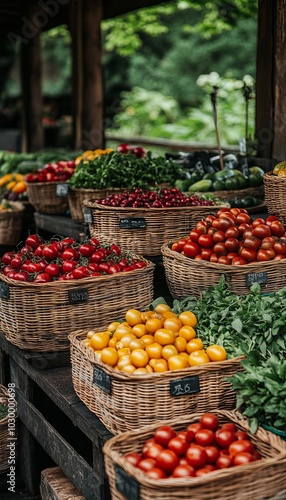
top-left (0, 333), bottom-right (113, 500)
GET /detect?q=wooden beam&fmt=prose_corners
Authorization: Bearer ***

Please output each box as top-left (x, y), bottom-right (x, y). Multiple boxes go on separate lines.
top-left (272, 0), bottom-right (286, 160)
top-left (20, 2), bottom-right (43, 152)
top-left (70, 0), bottom-right (83, 150)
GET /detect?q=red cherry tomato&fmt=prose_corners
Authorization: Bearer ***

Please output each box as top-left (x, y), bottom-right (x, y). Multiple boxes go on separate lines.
top-left (198, 234), bottom-right (214, 249)
top-left (240, 247), bottom-right (257, 262)
top-left (195, 429), bottom-right (215, 447)
top-left (225, 226), bottom-right (240, 239)
top-left (216, 455), bottom-right (233, 469)
top-left (243, 235), bottom-right (261, 250)
top-left (252, 224), bottom-right (271, 239)
top-left (215, 428), bottom-right (236, 448)
top-left (186, 444), bottom-right (208, 469)
top-left (213, 242), bottom-right (228, 257)
top-left (195, 465), bottom-right (216, 476)
top-left (229, 440), bottom-right (254, 457)
top-left (204, 445), bottom-right (220, 464)
top-left (172, 464), bottom-right (195, 478)
top-left (183, 241), bottom-right (201, 258)
top-left (232, 256), bottom-right (247, 265)
top-left (154, 426), bottom-right (176, 447)
top-left (200, 413), bottom-right (219, 431)
top-left (236, 213), bottom-right (251, 225)
top-left (143, 443), bottom-right (164, 460)
top-left (233, 451), bottom-right (254, 466)
top-left (137, 458), bottom-right (156, 472)
top-left (156, 449), bottom-right (180, 474)
top-left (168, 437), bottom-right (189, 456)
top-left (221, 423), bottom-right (237, 433)
top-left (124, 452), bottom-right (142, 467)
top-left (145, 467), bottom-right (167, 479)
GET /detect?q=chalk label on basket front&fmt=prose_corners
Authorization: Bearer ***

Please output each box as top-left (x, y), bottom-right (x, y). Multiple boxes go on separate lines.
top-left (246, 271), bottom-right (267, 286)
top-left (0, 281), bottom-right (9, 299)
top-left (83, 207), bottom-right (93, 223)
top-left (115, 465), bottom-right (139, 500)
top-left (68, 288), bottom-right (89, 303)
top-left (56, 183), bottom-right (69, 197)
top-left (93, 366), bottom-right (111, 394)
top-left (170, 375), bottom-right (200, 396)
top-left (119, 217), bottom-right (146, 229)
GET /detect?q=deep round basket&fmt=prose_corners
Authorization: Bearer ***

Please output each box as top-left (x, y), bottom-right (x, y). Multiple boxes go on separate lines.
top-left (26, 182), bottom-right (69, 214)
top-left (264, 171), bottom-right (286, 224)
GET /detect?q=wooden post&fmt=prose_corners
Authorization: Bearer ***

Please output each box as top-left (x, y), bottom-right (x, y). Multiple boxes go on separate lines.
top-left (272, 0), bottom-right (286, 160)
top-left (70, 0), bottom-right (105, 150)
top-left (20, 3), bottom-right (43, 152)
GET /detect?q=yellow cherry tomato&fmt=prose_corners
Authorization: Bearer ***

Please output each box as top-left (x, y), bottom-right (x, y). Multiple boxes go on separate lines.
top-left (206, 344), bottom-right (227, 362)
top-left (179, 325), bottom-right (196, 342)
top-left (145, 317), bottom-right (164, 334)
top-left (154, 303), bottom-right (171, 315)
top-left (125, 309), bottom-right (143, 326)
top-left (161, 344), bottom-right (178, 360)
top-left (145, 342), bottom-right (163, 359)
top-left (90, 331), bottom-right (110, 350)
top-left (174, 336), bottom-right (187, 352)
top-left (100, 347), bottom-right (119, 366)
top-left (129, 339), bottom-right (146, 351)
top-left (113, 323), bottom-right (133, 340)
top-left (117, 347), bottom-right (131, 358)
top-left (107, 321), bottom-right (121, 333)
top-left (133, 367), bottom-right (149, 375)
top-left (121, 364), bottom-right (136, 374)
top-left (141, 334), bottom-right (156, 346)
top-left (154, 328), bottom-right (175, 346)
top-left (132, 323), bottom-right (147, 338)
top-left (168, 355), bottom-right (188, 371)
top-left (130, 348), bottom-right (149, 368)
top-left (116, 333), bottom-right (136, 349)
top-left (188, 350), bottom-right (210, 366)
top-left (163, 317), bottom-right (182, 334)
top-left (178, 311), bottom-right (197, 328)
top-left (117, 354), bottom-right (132, 370)
top-left (186, 338), bottom-right (204, 354)
top-left (152, 359), bottom-right (168, 372)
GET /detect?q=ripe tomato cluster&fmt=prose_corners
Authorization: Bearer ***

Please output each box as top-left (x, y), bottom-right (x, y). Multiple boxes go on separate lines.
top-left (124, 412), bottom-right (261, 479)
top-left (172, 208), bottom-right (286, 265)
top-left (25, 160), bottom-right (76, 183)
top-left (83, 303), bottom-right (227, 372)
top-left (116, 143), bottom-right (147, 158)
top-left (0, 234), bottom-right (147, 283)
top-left (95, 188), bottom-right (216, 208)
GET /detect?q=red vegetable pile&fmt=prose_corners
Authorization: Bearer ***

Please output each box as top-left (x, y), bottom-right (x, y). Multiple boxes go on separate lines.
top-left (0, 234), bottom-right (147, 282)
top-left (171, 207), bottom-right (286, 265)
top-left (124, 412), bottom-right (261, 480)
top-left (116, 143), bottom-right (147, 158)
top-left (25, 160), bottom-right (76, 183)
top-left (95, 188), bottom-right (216, 208)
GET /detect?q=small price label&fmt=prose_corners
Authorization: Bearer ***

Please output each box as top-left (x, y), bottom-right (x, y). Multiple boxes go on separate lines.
top-left (170, 375), bottom-right (200, 396)
top-left (68, 288), bottom-right (89, 304)
top-left (0, 281), bottom-right (9, 299)
top-left (56, 183), bottom-right (69, 197)
top-left (83, 207), bottom-right (93, 224)
top-left (115, 466), bottom-right (139, 500)
top-left (93, 366), bottom-right (111, 394)
top-left (246, 272), bottom-right (268, 287)
top-left (119, 218), bottom-right (146, 229)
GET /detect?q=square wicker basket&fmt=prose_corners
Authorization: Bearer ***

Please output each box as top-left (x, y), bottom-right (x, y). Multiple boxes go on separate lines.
top-left (161, 242), bottom-right (286, 297)
top-left (264, 171), bottom-right (286, 224)
top-left (103, 409), bottom-right (286, 500)
top-left (26, 182), bottom-right (69, 214)
top-left (0, 202), bottom-right (25, 246)
top-left (68, 187), bottom-right (108, 223)
top-left (83, 199), bottom-right (227, 257)
top-left (68, 329), bottom-right (243, 435)
top-left (0, 259), bottom-right (155, 352)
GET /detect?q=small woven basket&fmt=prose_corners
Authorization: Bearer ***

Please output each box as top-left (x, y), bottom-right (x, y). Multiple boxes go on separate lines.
top-left (103, 409), bottom-right (286, 500)
top-left (207, 185), bottom-right (264, 201)
top-left (0, 202), bottom-right (25, 246)
top-left (0, 384), bottom-right (18, 473)
top-left (68, 187), bottom-right (108, 223)
top-left (69, 329), bottom-right (243, 435)
top-left (0, 259), bottom-right (155, 352)
top-left (264, 171), bottom-right (286, 224)
top-left (26, 182), bottom-right (69, 214)
top-left (83, 200), bottom-right (227, 256)
top-left (161, 242), bottom-right (286, 297)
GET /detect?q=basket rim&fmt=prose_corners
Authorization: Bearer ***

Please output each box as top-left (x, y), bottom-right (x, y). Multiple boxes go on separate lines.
top-left (161, 241), bottom-right (286, 272)
top-left (68, 329), bottom-right (245, 381)
top-left (83, 200), bottom-right (228, 213)
top-left (264, 170), bottom-right (286, 180)
top-left (0, 257), bottom-right (155, 288)
top-left (103, 409), bottom-right (286, 488)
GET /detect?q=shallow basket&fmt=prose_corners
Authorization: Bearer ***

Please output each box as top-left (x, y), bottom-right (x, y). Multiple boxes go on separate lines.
top-left (0, 259), bottom-right (155, 352)
top-left (68, 187), bottom-right (108, 223)
top-left (26, 181), bottom-right (69, 214)
top-left (83, 200), bottom-right (227, 256)
top-left (103, 409), bottom-right (286, 500)
top-left (161, 242), bottom-right (286, 297)
top-left (69, 329), bottom-right (243, 435)
top-left (0, 202), bottom-right (25, 246)
top-left (264, 171), bottom-right (286, 224)
top-left (0, 384), bottom-right (18, 473)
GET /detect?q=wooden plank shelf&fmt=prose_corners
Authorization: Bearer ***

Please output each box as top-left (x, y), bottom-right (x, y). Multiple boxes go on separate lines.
top-left (0, 333), bottom-right (112, 499)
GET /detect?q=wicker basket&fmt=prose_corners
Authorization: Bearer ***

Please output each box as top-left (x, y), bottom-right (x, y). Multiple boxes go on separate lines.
top-left (0, 202), bottom-right (25, 246)
top-left (0, 259), bottom-right (155, 351)
top-left (68, 187), bottom-right (108, 223)
top-left (69, 329), bottom-right (243, 435)
top-left (161, 242), bottom-right (286, 297)
top-left (0, 384), bottom-right (18, 473)
top-left (26, 181), bottom-right (69, 214)
top-left (206, 184), bottom-right (264, 201)
top-left (264, 171), bottom-right (286, 224)
top-left (83, 200), bottom-right (227, 256)
top-left (103, 409), bottom-right (286, 500)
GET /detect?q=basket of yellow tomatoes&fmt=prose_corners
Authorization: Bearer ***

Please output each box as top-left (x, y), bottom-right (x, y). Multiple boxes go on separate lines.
top-left (68, 302), bottom-right (243, 434)
top-left (264, 161), bottom-right (286, 224)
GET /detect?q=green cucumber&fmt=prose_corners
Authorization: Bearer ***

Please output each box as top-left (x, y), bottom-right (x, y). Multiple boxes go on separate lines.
top-left (188, 179), bottom-right (213, 192)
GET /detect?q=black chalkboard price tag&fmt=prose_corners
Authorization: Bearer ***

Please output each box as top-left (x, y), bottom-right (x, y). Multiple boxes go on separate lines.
top-left (0, 281), bottom-right (9, 299)
top-left (115, 465), bottom-right (139, 500)
top-left (93, 366), bottom-right (111, 394)
top-left (56, 183), bottom-right (69, 197)
top-left (119, 217), bottom-right (146, 229)
top-left (68, 288), bottom-right (89, 304)
top-left (170, 375), bottom-right (200, 396)
top-left (246, 272), bottom-right (268, 287)
top-left (83, 207), bottom-right (93, 224)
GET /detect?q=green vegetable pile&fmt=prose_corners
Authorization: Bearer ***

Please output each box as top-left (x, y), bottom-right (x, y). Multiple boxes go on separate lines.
top-left (171, 276), bottom-right (286, 433)
top-left (69, 151), bottom-right (185, 190)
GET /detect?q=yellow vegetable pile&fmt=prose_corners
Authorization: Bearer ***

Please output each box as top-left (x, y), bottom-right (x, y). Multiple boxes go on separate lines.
top-left (273, 161), bottom-right (286, 177)
top-left (0, 173), bottom-right (27, 194)
top-left (82, 304), bottom-right (227, 374)
top-left (75, 148), bottom-right (113, 165)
